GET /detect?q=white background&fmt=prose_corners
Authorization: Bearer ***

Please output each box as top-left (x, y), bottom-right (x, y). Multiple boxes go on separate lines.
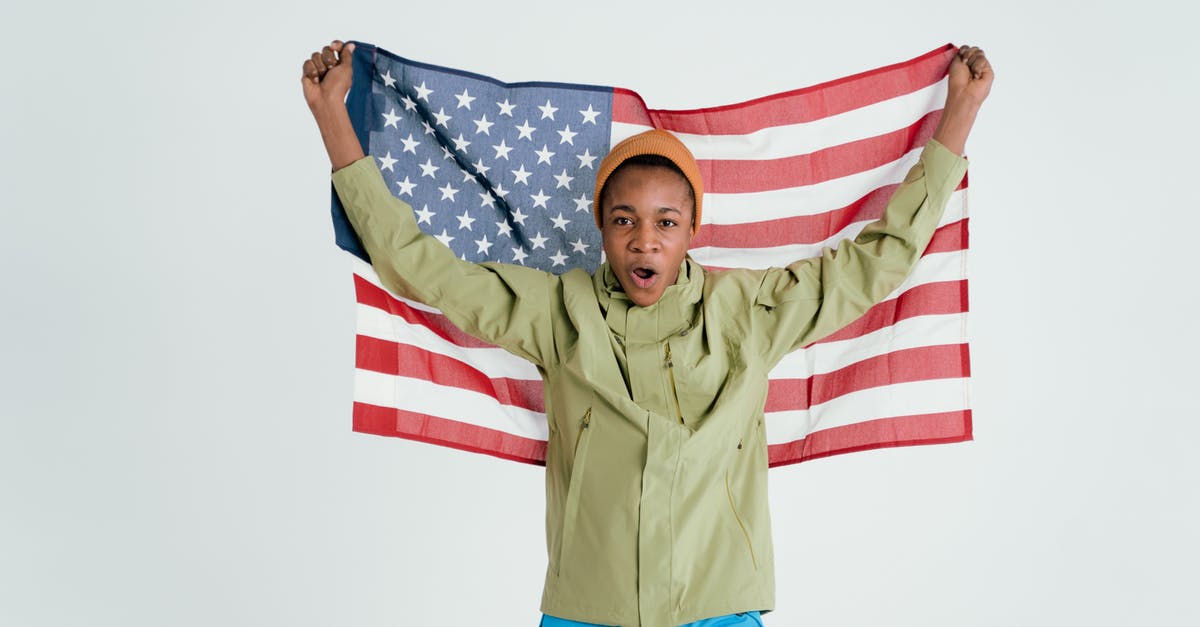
top-left (3, 1), bottom-right (1198, 625)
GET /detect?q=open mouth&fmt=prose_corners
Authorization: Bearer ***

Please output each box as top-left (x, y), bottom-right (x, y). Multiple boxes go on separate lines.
top-left (631, 267), bottom-right (658, 289)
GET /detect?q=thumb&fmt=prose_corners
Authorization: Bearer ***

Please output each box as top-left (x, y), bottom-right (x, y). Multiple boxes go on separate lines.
top-left (341, 42), bottom-right (356, 64)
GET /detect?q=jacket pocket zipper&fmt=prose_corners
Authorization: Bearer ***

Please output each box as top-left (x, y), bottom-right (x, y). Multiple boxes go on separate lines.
top-left (725, 472), bottom-right (759, 570)
top-left (557, 409), bottom-right (592, 576)
top-left (664, 343), bottom-right (685, 425)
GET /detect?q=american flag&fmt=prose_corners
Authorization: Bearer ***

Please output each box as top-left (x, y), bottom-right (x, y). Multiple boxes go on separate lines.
top-left (332, 42), bottom-right (972, 466)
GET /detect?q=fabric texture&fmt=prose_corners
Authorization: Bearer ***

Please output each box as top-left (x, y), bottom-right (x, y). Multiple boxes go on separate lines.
top-left (542, 610), bottom-right (763, 627)
top-left (332, 139), bottom-right (967, 627)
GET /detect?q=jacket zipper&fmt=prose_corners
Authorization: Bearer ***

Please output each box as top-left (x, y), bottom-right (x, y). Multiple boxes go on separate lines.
top-left (558, 408), bottom-right (593, 577)
top-left (664, 342), bottom-right (685, 425)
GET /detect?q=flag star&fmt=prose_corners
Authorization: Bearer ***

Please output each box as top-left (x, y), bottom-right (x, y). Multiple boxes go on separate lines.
top-left (377, 152), bottom-right (398, 172)
top-left (492, 139), bottom-right (513, 160)
top-left (530, 189), bottom-right (551, 209)
top-left (421, 120), bottom-right (435, 136)
top-left (395, 176), bottom-right (417, 196)
top-left (472, 158), bottom-right (491, 176)
top-left (511, 207), bottom-right (529, 225)
top-left (461, 167), bottom-right (477, 183)
top-left (551, 213), bottom-right (570, 231)
top-left (401, 133), bottom-right (420, 154)
top-left (570, 237), bottom-right (590, 254)
top-left (442, 145), bottom-right (455, 160)
top-left (496, 99), bottom-right (516, 117)
top-left (475, 235), bottom-right (493, 254)
top-left (473, 115), bottom-right (494, 135)
top-left (414, 204), bottom-right (434, 224)
top-left (511, 164), bottom-right (532, 185)
top-left (511, 247), bottom-right (528, 264)
top-left (455, 89), bottom-right (476, 109)
top-left (549, 250), bottom-right (568, 267)
top-left (439, 183), bottom-right (460, 201)
top-left (479, 191), bottom-right (496, 208)
top-left (433, 107), bottom-right (452, 128)
top-left (496, 220), bottom-right (513, 238)
top-left (538, 100), bottom-right (558, 120)
top-left (435, 229), bottom-right (454, 247)
top-left (456, 210), bottom-right (476, 230)
top-left (576, 149), bottom-right (597, 169)
top-left (579, 104), bottom-right (601, 125)
top-left (400, 94), bottom-right (417, 111)
top-left (452, 133), bottom-right (471, 151)
top-left (553, 169), bottom-right (575, 190)
top-left (535, 145), bottom-right (555, 165)
top-left (414, 81), bottom-right (433, 101)
top-left (515, 120), bottom-right (537, 141)
top-left (530, 232), bottom-right (549, 250)
top-left (573, 194), bottom-right (592, 212)
top-left (418, 158), bottom-right (440, 178)
top-left (557, 124), bottom-right (577, 145)
top-left (493, 183), bottom-right (509, 198)
top-left (381, 70), bottom-right (397, 88)
top-left (382, 108), bottom-right (401, 128)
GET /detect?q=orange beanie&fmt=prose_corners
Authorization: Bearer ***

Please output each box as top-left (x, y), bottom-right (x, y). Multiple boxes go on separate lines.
top-left (593, 129), bottom-right (703, 233)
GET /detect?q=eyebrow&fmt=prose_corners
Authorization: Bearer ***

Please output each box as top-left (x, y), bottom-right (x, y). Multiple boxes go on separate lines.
top-left (609, 205), bottom-right (683, 216)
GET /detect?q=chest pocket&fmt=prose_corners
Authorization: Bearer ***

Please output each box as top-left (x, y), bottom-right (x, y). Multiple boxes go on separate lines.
top-left (668, 334), bottom-right (744, 428)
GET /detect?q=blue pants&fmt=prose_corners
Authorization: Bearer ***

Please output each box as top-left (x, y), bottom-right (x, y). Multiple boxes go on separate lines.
top-left (541, 611), bottom-right (763, 627)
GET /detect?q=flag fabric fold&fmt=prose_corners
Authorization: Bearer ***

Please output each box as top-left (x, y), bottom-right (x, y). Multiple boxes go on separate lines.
top-left (332, 42), bottom-right (972, 467)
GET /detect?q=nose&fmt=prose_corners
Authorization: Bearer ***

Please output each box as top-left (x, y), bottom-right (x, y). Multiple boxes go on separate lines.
top-left (629, 221), bottom-right (660, 253)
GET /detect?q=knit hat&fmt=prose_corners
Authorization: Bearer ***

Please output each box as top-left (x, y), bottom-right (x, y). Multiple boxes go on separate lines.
top-left (593, 129), bottom-right (703, 233)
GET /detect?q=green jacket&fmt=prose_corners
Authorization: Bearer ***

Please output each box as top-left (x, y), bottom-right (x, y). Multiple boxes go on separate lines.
top-left (332, 139), bottom-right (968, 627)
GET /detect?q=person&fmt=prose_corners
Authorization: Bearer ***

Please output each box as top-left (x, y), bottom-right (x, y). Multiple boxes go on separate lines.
top-left (302, 41), bottom-right (992, 627)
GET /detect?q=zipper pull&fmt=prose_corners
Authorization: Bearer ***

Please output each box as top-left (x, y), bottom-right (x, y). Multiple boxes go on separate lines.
top-left (581, 409), bottom-right (591, 429)
top-left (665, 342), bottom-right (674, 368)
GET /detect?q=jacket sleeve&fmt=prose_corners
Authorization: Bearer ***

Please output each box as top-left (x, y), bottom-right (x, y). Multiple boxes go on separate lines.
top-left (753, 138), bottom-right (969, 367)
top-left (332, 156), bottom-right (557, 368)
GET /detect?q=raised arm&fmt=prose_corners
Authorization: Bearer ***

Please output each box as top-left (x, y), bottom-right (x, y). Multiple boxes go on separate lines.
top-left (302, 40), bottom-right (365, 171)
top-left (754, 46), bottom-right (992, 364)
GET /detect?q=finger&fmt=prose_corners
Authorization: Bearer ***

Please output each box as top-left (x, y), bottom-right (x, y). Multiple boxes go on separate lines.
top-left (321, 45), bottom-right (337, 69)
top-left (302, 59), bottom-right (319, 82)
top-left (310, 52), bottom-right (327, 75)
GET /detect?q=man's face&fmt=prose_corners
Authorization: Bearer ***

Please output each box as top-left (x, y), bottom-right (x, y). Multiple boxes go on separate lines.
top-left (600, 164), bottom-right (695, 307)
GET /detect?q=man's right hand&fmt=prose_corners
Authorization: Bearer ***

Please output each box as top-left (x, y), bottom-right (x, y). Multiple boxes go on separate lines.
top-left (301, 40), bottom-right (365, 171)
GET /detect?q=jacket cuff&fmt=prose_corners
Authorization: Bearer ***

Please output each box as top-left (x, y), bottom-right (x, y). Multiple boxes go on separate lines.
top-left (922, 138), bottom-right (970, 193)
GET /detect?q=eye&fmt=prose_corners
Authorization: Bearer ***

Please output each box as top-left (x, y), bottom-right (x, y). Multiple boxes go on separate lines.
top-left (613, 216), bottom-right (633, 226)
top-left (659, 218), bottom-right (677, 228)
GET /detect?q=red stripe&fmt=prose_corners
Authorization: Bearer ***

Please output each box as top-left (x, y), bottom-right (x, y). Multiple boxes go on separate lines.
top-left (353, 402), bottom-right (547, 465)
top-left (354, 275), bottom-right (494, 349)
top-left (612, 45), bottom-right (954, 134)
top-left (767, 409), bottom-right (972, 467)
top-left (765, 344), bottom-right (969, 412)
top-left (356, 335), bottom-right (545, 412)
top-left (698, 110), bottom-right (941, 194)
top-left (814, 279), bottom-right (968, 346)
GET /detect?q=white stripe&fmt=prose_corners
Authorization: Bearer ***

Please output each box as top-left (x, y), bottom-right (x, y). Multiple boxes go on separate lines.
top-left (763, 377), bottom-right (970, 445)
top-left (611, 80), bottom-right (947, 161)
top-left (770, 313), bottom-right (968, 379)
top-left (353, 258), bottom-right (444, 315)
top-left (354, 369), bottom-right (549, 440)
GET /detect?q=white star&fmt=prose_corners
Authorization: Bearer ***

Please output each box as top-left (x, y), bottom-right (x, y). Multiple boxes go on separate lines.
top-left (438, 183), bottom-right (459, 201)
top-left (496, 220), bottom-right (513, 238)
top-left (580, 104), bottom-right (601, 125)
top-left (496, 99), bottom-right (516, 117)
top-left (475, 235), bottom-right (493, 254)
top-left (433, 108), bottom-right (452, 128)
top-left (529, 231), bottom-right (549, 249)
top-left (461, 167), bottom-right (477, 183)
top-left (455, 89), bottom-right (476, 109)
top-left (401, 133), bottom-right (420, 154)
top-left (381, 70), bottom-right (397, 88)
top-left (395, 176), bottom-right (417, 197)
top-left (538, 100), bottom-right (558, 120)
top-left (573, 194), bottom-right (592, 212)
top-left (515, 120), bottom-right (536, 141)
top-left (473, 115), bottom-right (494, 135)
top-left (421, 120), bottom-right (435, 136)
top-left (400, 94), bottom-right (417, 111)
top-left (570, 237), bottom-right (590, 254)
top-left (456, 210), bottom-right (476, 230)
top-left (549, 250), bottom-right (568, 267)
top-left (576, 149), bottom-right (597, 169)
top-left (452, 133), bottom-right (471, 152)
top-left (441, 146), bottom-right (455, 160)
top-left (418, 158), bottom-right (439, 178)
top-left (511, 247), bottom-right (528, 264)
top-left (492, 139), bottom-right (513, 160)
top-left (551, 213), bottom-right (570, 231)
top-left (493, 183), bottom-right (509, 198)
top-left (479, 191), bottom-right (496, 208)
top-left (557, 125), bottom-right (577, 145)
top-left (414, 204), bottom-right (435, 224)
top-left (535, 145), bottom-right (555, 165)
top-left (530, 189), bottom-right (551, 209)
top-left (414, 81), bottom-right (433, 102)
top-left (553, 169), bottom-right (575, 190)
top-left (435, 229), bottom-right (454, 247)
top-left (511, 207), bottom-right (529, 225)
top-left (377, 152), bottom-right (397, 172)
top-left (511, 164), bottom-right (532, 185)
top-left (382, 108), bottom-right (401, 129)
top-left (472, 158), bottom-right (490, 176)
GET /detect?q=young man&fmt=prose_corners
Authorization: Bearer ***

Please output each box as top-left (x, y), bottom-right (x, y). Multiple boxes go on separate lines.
top-left (303, 41), bottom-right (992, 627)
